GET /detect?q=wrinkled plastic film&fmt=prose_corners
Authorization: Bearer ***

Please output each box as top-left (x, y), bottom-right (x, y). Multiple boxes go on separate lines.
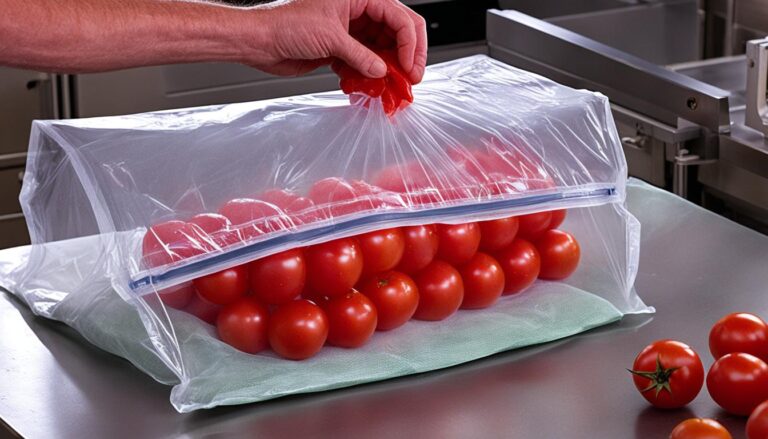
top-left (11, 55), bottom-right (652, 411)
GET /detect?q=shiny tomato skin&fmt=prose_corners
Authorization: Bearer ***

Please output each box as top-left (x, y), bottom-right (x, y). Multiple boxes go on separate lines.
top-left (707, 353), bottom-right (768, 416)
top-left (193, 265), bottom-right (249, 306)
top-left (459, 252), bottom-right (505, 309)
top-left (435, 223), bottom-right (481, 266)
top-left (216, 297), bottom-right (269, 354)
top-left (268, 299), bottom-right (329, 360)
top-left (157, 282), bottom-right (194, 309)
top-left (360, 271), bottom-right (419, 331)
top-left (188, 213), bottom-right (240, 248)
top-left (183, 290), bottom-right (222, 325)
top-left (517, 212), bottom-right (553, 240)
top-left (478, 217), bottom-right (519, 252)
top-left (248, 249), bottom-right (306, 305)
top-left (142, 220), bottom-right (208, 268)
top-left (323, 290), bottom-right (378, 348)
top-left (747, 400), bottom-right (768, 439)
top-left (630, 340), bottom-right (704, 409)
top-left (709, 313), bottom-right (768, 362)
top-left (358, 228), bottom-right (405, 277)
top-left (305, 238), bottom-right (364, 297)
top-left (413, 261), bottom-right (464, 321)
top-left (495, 239), bottom-right (541, 295)
top-left (395, 225), bottom-right (439, 274)
top-left (670, 419), bottom-right (732, 439)
top-left (535, 230), bottom-right (581, 280)
top-left (548, 209), bottom-right (567, 229)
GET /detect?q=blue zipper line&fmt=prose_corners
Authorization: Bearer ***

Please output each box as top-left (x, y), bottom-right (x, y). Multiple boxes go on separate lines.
top-left (129, 186), bottom-right (616, 291)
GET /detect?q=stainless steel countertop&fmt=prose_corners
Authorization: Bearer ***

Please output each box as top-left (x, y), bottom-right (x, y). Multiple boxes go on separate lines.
top-left (2, 180), bottom-right (767, 439)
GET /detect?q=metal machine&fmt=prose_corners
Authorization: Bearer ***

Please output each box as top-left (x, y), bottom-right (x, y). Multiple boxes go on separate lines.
top-left (1, 0), bottom-right (767, 246)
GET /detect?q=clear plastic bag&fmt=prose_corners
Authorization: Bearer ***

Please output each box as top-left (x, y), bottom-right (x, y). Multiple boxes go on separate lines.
top-left (15, 55), bottom-right (651, 411)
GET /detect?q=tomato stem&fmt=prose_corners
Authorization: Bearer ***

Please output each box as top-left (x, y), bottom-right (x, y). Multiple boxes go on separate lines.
top-left (628, 355), bottom-right (680, 397)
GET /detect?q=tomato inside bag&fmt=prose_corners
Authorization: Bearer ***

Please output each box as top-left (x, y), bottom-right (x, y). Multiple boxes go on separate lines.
top-left (18, 55), bottom-right (652, 412)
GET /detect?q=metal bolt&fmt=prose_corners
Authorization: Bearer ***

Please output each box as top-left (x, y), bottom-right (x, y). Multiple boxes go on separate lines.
top-left (686, 97), bottom-right (698, 110)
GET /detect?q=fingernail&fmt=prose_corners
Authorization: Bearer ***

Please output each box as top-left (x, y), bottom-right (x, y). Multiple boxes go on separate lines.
top-left (370, 59), bottom-right (387, 77)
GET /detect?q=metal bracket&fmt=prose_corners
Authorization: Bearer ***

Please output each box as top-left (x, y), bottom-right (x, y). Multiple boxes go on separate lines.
top-left (745, 38), bottom-right (768, 137)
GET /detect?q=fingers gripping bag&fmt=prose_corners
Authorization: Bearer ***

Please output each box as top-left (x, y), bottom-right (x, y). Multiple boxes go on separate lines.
top-left (13, 55), bottom-right (652, 412)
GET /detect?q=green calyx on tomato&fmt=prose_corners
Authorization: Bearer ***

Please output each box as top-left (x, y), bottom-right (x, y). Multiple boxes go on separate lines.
top-left (628, 355), bottom-right (680, 397)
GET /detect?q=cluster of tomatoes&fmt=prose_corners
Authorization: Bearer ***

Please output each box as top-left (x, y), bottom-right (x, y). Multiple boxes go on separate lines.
top-left (144, 206), bottom-right (580, 361)
top-left (630, 312), bottom-right (768, 439)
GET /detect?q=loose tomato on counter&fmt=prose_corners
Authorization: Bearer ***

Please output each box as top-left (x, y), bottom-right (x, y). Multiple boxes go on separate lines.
top-left (269, 299), bottom-right (329, 360)
top-left (216, 297), bottom-right (269, 354)
top-left (323, 290), bottom-right (378, 348)
top-left (709, 312), bottom-right (768, 362)
top-left (248, 249), bottom-right (306, 305)
top-left (747, 400), bottom-right (768, 439)
top-left (669, 418), bottom-right (732, 439)
top-left (459, 252), bottom-right (505, 310)
top-left (629, 340), bottom-right (704, 409)
top-left (193, 265), bottom-right (249, 306)
top-left (360, 271), bottom-right (419, 331)
top-left (413, 261), bottom-right (464, 321)
top-left (495, 239), bottom-right (540, 295)
top-left (707, 353), bottom-right (768, 416)
top-left (305, 238), bottom-right (363, 298)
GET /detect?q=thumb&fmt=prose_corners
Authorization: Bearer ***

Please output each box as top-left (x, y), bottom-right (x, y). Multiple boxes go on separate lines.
top-left (332, 34), bottom-right (387, 78)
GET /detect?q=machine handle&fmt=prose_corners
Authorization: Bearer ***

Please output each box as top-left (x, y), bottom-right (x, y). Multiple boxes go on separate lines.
top-left (745, 38), bottom-right (768, 137)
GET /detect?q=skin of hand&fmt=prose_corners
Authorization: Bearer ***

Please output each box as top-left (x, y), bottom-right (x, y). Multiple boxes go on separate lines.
top-left (252, 0), bottom-right (427, 83)
top-left (0, 0), bottom-right (427, 83)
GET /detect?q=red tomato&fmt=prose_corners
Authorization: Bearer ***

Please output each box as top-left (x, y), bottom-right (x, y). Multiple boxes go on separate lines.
top-left (395, 225), bottom-right (439, 274)
top-left (548, 209), bottom-right (567, 229)
top-left (535, 230), bottom-right (581, 280)
top-left (413, 261), bottom-right (464, 321)
top-left (747, 400), bottom-right (768, 439)
top-left (323, 290), bottom-right (378, 348)
top-left (219, 198), bottom-right (285, 239)
top-left (193, 265), bottom-right (249, 306)
top-left (709, 313), bottom-right (768, 362)
top-left (259, 188), bottom-right (314, 214)
top-left (183, 291), bottom-right (221, 325)
top-left (157, 282), bottom-right (194, 309)
top-left (268, 299), bottom-right (329, 360)
top-left (495, 239), bottom-right (540, 295)
top-left (216, 297), bottom-right (269, 354)
top-left (435, 223), bottom-right (481, 266)
top-left (478, 217), bottom-right (519, 252)
top-left (142, 220), bottom-right (207, 268)
top-left (305, 238), bottom-right (363, 297)
top-left (517, 212), bottom-right (553, 240)
top-left (248, 249), bottom-right (306, 305)
top-left (188, 213), bottom-right (240, 249)
top-left (670, 419), bottom-right (732, 439)
top-left (360, 270), bottom-right (419, 331)
top-left (629, 340), bottom-right (704, 409)
top-left (358, 228), bottom-right (405, 277)
top-left (707, 353), bottom-right (768, 416)
top-left (459, 252), bottom-right (505, 309)
top-left (308, 177), bottom-right (357, 205)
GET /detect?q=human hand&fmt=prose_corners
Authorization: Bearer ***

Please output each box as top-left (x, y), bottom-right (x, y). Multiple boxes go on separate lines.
top-left (246, 0), bottom-right (427, 83)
